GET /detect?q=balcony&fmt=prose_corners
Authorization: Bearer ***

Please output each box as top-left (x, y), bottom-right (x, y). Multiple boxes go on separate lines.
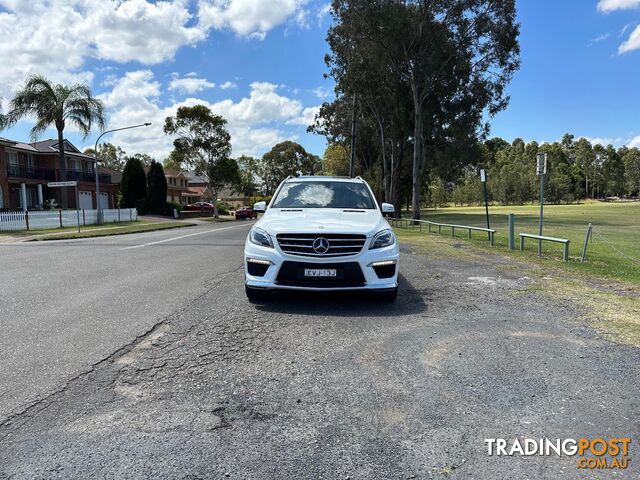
top-left (7, 164), bottom-right (56, 181)
top-left (7, 166), bottom-right (112, 184)
top-left (66, 170), bottom-right (112, 184)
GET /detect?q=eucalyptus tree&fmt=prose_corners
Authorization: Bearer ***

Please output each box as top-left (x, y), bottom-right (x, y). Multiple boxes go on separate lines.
top-left (326, 0), bottom-right (520, 219)
top-left (164, 105), bottom-right (234, 218)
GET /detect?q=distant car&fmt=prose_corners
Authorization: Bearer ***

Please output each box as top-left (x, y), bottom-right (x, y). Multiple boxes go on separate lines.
top-left (235, 206), bottom-right (258, 220)
top-left (184, 202), bottom-right (215, 211)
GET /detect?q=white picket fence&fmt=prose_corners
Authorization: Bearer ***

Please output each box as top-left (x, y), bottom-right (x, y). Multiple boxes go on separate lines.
top-left (0, 208), bottom-right (138, 231)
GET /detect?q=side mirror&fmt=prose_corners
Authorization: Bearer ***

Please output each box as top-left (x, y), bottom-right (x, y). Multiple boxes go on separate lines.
top-left (253, 201), bottom-right (267, 212)
top-left (381, 203), bottom-right (395, 214)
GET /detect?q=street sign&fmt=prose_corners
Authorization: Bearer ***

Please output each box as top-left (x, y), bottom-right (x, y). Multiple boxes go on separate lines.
top-left (480, 169), bottom-right (487, 183)
top-left (536, 153), bottom-right (547, 176)
top-left (47, 181), bottom-right (77, 188)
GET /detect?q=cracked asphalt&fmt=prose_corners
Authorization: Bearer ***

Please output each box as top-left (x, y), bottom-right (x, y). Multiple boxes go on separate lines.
top-left (1, 224), bottom-right (638, 479)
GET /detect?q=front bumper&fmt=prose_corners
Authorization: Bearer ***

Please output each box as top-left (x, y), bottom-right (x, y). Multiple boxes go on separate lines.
top-left (244, 238), bottom-right (399, 291)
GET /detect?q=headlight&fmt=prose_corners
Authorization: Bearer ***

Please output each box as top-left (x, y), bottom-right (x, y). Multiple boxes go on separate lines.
top-left (249, 227), bottom-right (273, 248)
top-left (369, 229), bottom-right (395, 249)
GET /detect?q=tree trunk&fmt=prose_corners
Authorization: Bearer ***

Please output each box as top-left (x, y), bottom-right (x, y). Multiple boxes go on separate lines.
top-left (390, 141), bottom-right (404, 218)
top-left (57, 127), bottom-right (68, 209)
top-left (411, 91), bottom-right (423, 220)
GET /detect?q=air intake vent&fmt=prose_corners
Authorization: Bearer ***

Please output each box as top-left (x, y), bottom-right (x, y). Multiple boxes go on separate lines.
top-left (276, 233), bottom-right (367, 257)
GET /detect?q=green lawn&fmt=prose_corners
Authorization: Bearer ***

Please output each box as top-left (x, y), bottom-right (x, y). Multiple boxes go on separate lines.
top-left (0, 220), bottom-right (196, 241)
top-left (396, 201), bottom-right (640, 285)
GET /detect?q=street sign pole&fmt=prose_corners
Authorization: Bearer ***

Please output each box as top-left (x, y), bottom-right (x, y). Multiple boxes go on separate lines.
top-left (480, 169), bottom-right (490, 241)
top-left (536, 153), bottom-right (548, 256)
top-left (47, 181), bottom-right (80, 233)
top-left (75, 184), bottom-right (80, 233)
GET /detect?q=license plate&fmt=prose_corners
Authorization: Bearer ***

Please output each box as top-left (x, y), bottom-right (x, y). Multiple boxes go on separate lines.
top-left (304, 268), bottom-right (337, 278)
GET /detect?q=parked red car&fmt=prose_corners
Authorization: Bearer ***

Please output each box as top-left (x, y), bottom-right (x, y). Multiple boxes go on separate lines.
top-left (184, 202), bottom-right (215, 211)
top-left (235, 206), bottom-right (258, 220)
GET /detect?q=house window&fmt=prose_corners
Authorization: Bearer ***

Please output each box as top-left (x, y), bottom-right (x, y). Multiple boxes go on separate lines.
top-left (27, 155), bottom-right (34, 171)
top-left (7, 152), bottom-right (18, 175)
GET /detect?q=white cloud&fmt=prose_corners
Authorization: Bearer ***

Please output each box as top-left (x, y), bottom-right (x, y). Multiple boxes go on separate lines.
top-left (0, 0), bottom-right (309, 100)
top-left (169, 76), bottom-right (216, 94)
top-left (588, 33), bottom-right (610, 45)
top-left (287, 106), bottom-right (320, 126)
top-left (99, 71), bottom-right (311, 159)
top-left (220, 81), bottom-right (238, 89)
top-left (312, 86), bottom-right (332, 99)
top-left (618, 24), bottom-right (640, 53)
top-left (198, 0), bottom-right (308, 38)
top-left (628, 135), bottom-right (640, 148)
top-left (317, 3), bottom-right (332, 24)
top-left (598, 0), bottom-right (640, 12)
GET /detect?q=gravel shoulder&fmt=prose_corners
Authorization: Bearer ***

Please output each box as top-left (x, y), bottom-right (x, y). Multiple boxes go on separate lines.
top-left (1, 237), bottom-right (638, 479)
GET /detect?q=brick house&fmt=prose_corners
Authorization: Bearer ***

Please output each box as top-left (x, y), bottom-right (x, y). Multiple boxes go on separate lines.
top-left (0, 137), bottom-right (118, 211)
top-left (164, 170), bottom-right (190, 205)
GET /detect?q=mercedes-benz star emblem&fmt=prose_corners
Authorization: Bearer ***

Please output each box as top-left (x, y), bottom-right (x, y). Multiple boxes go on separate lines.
top-left (312, 237), bottom-right (330, 254)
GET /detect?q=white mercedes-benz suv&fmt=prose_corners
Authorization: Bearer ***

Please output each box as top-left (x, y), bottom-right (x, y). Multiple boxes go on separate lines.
top-left (244, 176), bottom-right (399, 301)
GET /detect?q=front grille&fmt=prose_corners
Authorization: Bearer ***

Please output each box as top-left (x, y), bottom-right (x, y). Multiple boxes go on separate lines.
top-left (276, 233), bottom-right (366, 257)
top-left (276, 261), bottom-right (366, 288)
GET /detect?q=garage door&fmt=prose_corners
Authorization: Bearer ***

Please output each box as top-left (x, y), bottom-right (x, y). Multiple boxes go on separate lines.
top-left (99, 192), bottom-right (109, 210)
top-left (78, 191), bottom-right (93, 210)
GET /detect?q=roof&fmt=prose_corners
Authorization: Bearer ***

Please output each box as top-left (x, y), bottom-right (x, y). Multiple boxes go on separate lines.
top-left (0, 136), bottom-right (95, 159)
top-left (186, 185), bottom-right (208, 196)
top-left (287, 175), bottom-right (363, 183)
top-left (163, 169), bottom-right (186, 178)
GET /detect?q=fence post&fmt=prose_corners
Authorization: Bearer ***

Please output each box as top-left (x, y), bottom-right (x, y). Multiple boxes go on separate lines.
top-left (490, 231), bottom-right (495, 247)
top-left (83, 209), bottom-right (86, 226)
top-left (468, 228), bottom-right (472, 240)
top-left (520, 235), bottom-right (524, 251)
top-left (508, 214), bottom-right (515, 250)
top-left (59, 209), bottom-right (62, 228)
top-left (564, 241), bottom-right (570, 262)
top-left (129, 208), bottom-right (132, 222)
top-left (25, 211), bottom-right (29, 231)
top-left (580, 223), bottom-right (593, 263)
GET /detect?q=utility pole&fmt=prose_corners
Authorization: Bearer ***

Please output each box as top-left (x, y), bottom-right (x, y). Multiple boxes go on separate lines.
top-left (536, 152), bottom-right (548, 256)
top-left (480, 168), bottom-right (490, 240)
top-left (349, 92), bottom-right (357, 178)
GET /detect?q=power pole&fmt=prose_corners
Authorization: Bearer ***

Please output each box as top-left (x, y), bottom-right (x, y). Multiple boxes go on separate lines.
top-left (349, 92), bottom-right (357, 178)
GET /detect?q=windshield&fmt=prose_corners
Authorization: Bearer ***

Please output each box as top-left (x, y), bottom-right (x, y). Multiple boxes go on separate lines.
top-left (271, 181), bottom-right (377, 209)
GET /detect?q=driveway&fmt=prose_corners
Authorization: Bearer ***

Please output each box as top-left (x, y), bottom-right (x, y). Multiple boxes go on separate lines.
top-left (0, 228), bottom-right (638, 479)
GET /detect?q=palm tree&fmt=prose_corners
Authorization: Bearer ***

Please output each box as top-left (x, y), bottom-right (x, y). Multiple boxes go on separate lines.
top-left (5, 75), bottom-right (105, 207)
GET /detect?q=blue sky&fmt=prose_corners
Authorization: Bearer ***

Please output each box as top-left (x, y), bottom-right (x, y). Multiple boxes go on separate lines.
top-left (1, 0), bottom-right (639, 160)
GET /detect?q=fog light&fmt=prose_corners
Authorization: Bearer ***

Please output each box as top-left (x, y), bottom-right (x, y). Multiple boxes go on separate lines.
top-left (369, 260), bottom-right (396, 267)
top-left (247, 258), bottom-right (272, 265)
top-left (369, 260), bottom-right (396, 279)
top-left (247, 258), bottom-right (272, 277)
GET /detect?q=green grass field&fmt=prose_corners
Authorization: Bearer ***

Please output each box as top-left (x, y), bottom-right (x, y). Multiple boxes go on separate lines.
top-left (397, 201), bottom-right (640, 285)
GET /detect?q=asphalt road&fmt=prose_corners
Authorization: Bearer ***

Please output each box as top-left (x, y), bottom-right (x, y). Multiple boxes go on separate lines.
top-left (0, 224), bottom-right (638, 479)
top-left (0, 221), bottom-right (255, 421)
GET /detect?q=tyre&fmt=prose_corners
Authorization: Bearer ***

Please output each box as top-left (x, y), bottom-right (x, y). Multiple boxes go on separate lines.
top-left (245, 285), bottom-right (271, 302)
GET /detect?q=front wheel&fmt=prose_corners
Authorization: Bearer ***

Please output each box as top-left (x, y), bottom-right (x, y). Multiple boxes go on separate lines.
top-left (245, 285), bottom-right (271, 302)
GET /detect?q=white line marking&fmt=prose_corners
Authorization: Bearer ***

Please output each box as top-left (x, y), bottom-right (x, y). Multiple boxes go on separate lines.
top-left (122, 225), bottom-right (246, 250)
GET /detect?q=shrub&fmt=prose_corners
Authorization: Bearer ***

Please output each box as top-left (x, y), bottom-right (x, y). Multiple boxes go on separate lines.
top-left (146, 160), bottom-right (167, 214)
top-left (163, 201), bottom-right (182, 217)
top-left (134, 198), bottom-right (149, 215)
top-left (216, 201), bottom-right (233, 215)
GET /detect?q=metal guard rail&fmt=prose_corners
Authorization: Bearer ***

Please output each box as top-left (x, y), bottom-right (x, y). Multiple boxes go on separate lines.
top-left (389, 218), bottom-right (495, 246)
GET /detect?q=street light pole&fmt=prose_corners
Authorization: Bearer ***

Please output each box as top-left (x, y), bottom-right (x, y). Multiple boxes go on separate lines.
top-left (94, 123), bottom-right (151, 224)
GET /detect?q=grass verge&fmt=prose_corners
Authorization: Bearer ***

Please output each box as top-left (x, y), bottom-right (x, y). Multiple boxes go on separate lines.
top-left (26, 221), bottom-right (196, 241)
top-left (396, 228), bottom-right (640, 346)
top-left (403, 201), bottom-right (640, 285)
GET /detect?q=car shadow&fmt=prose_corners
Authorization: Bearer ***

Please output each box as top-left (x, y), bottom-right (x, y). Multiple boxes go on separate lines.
top-left (252, 274), bottom-right (429, 318)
